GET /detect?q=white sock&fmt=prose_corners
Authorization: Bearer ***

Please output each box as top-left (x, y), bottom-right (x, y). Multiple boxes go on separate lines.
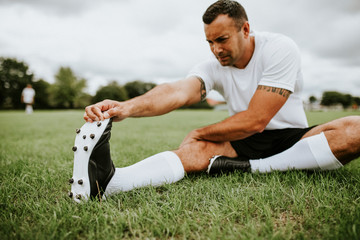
top-left (104, 151), bottom-right (185, 196)
top-left (249, 132), bottom-right (343, 173)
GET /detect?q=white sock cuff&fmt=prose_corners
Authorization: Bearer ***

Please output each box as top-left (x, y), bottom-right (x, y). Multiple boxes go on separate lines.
top-left (308, 132), bottom-right (343, 170)
top-left (163, 151), bottom-right (185, 181)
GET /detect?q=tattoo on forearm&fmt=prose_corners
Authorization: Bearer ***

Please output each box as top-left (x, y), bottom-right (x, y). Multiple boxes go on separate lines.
top-left (198, 78), bottom-right (206, 101)
top-left (257, 85), bottom-right (291, 98)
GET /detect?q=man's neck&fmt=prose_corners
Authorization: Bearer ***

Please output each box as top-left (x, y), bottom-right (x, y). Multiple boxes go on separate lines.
top-left (234, 36), bottom-right (255, 69)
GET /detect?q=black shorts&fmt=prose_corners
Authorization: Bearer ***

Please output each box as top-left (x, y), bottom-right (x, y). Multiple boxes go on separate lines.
top-left (230, 126), bottom-right (316, 159)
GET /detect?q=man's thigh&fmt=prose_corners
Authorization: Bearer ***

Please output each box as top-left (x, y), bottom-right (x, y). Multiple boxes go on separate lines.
top-left (174, 141), bottom-right (237, 173)
top-left (302, 116), bottom-right (360, 139)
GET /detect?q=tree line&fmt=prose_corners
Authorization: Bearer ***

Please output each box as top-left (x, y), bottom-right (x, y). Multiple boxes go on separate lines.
top-left (1, 57), bottom-right (358, 110)
top-left (309, 92), bottom-right (360, 109)
top-left (0, 57), bottom-right (161, 109)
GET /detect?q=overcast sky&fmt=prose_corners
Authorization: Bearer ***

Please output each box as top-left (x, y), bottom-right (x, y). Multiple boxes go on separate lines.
top-left (1, 0), bottom-right (359, 100)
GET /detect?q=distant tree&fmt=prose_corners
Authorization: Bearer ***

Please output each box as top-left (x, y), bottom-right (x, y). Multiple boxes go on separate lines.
top-left (0, 57), bottom-right (34, 109)
top-left (49, 67), bottom-right (86, 109)
top-left (352, 97), bottom-right (360, 109)
top-left (74, 92), bottom-right (92, 109)
top-left (124, 80), bottom-right (156, 99)
top-left (92, 81), bottom-right (128, 103)
top-left (33, 79), bottom-right (51, 109)
top-left (309, 95), bottom-right (317, 103)
top-left (353, 97), bottom-right (360, 106)
top-left (341, 94), bottom-right (353, 109)
top-left (321, 91), bottom-right (355, 109)
top-left (321, 91), bottom-right (345, 106)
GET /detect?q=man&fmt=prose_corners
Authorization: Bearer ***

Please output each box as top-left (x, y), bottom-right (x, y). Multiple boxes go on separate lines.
top-left (21, 84), bottom-right (35, 114)
top-left (69, 0), bottom-right (360, 202)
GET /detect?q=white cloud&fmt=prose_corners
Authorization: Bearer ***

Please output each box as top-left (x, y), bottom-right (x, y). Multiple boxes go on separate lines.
top-left (0, 0), bottom-right (113, 16)
top-left (301, 51), bottom-right (360, 99)
top-left (245, 0), bottom-right (360, 65)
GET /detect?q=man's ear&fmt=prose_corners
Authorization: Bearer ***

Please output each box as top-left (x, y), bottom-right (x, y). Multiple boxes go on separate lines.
top-left (242, 21), bottom-right (250, 38)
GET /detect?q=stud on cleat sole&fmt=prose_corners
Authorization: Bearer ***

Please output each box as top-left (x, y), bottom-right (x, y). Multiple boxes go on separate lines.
top-left (72, 146), bottom-right (77, 152)
top-left (83, 135), bottom-right (86, 139)
top-left (78, 179), bottom-right (83, 185)
top-left (90, 134), bottom-right (95, 139)
top-left (83, 146), bottom-right (88, 151)
top-left (97, 122), bottom-right (101, 127)
top-left (69, 192), bottom-right (73, 198)
top-left (76, 194), bottom-right (81, 200)
top-left (76, 129), bottom-right (81, 134)
top-left (69, 178), bottom-right (74, 184)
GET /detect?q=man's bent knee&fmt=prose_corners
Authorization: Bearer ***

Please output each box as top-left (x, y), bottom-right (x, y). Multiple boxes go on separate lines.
top-left (174, 141), bottom-right (236, 173)
top-left (341, 116), bottom-right (360, 161)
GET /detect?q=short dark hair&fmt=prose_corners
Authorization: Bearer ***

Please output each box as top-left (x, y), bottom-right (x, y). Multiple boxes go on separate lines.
top-left (202, 0), bottom-right (248, 30)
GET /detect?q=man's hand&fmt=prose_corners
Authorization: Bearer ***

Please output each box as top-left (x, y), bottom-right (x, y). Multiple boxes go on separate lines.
top-left (179, 129), bottom-right (202, 149)
top-left (84, 99), bottom-right (129, 122)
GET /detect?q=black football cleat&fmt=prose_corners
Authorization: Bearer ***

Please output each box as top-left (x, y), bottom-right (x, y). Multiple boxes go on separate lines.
top-left (207, 155), bottom-right (251, 175)
top-left (69, 118), bottom-right (115, 202)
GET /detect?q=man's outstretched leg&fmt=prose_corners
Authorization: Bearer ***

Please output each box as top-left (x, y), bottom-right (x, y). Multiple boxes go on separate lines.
top-left (104, 151), bottom-right (185, 195)
top-left (105, 135), bottom-right (236, 196)
top-left (69, 118), bottom-right (237, 201)
top-left (69, 118), bottom-right (187, 202)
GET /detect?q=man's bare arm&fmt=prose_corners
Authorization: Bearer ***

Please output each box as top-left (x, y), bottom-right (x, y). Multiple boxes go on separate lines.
top-left (181, 85), bottom-right (291, 144)
top-left (84, 76), bottom-right (204, 122)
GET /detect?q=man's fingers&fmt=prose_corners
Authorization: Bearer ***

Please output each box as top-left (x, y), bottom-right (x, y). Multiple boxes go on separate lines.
top-left (103, 111), bottom-right (110, 119)
top-left (84, 106), bottom-right (97, 121)
top-left (93, 104), bottom-right (106, 121)
top-left (104, 108), bottom-right (121, 121)
top-left (85, 105), bottom-right (103, 121)
top-left (84, 100), bottom-right (123, 122)
top-left (83, 112), bottom-right (93, 122)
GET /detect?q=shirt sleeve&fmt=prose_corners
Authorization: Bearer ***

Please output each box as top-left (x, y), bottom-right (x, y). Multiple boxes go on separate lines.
top-left (259, 35), bottom-right (301, 92)
top-left (186, 59), bottom-right (218, 96)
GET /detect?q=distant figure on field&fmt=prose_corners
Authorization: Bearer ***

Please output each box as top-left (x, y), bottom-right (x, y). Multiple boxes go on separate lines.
top-left (21, 84), bottom-right (35, 114)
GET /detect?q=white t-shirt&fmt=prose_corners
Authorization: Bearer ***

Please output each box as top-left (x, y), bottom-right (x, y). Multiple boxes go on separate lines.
top-left (22, 87), bottom-right (35, 104)
top-left (187, 31), bottom-right (308, 130)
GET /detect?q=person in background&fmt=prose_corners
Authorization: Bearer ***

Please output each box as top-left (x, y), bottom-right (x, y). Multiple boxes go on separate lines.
top-left (21, 84), bottom-right (35, 114)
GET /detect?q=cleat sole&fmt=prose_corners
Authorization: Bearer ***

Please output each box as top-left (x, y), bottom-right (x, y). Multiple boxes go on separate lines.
top-left (70, 119), bottom-right (110, 203)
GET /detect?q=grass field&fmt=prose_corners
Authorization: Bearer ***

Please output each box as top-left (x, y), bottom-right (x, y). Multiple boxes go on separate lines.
top-left (1, 110), bottom-right (360, 239)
